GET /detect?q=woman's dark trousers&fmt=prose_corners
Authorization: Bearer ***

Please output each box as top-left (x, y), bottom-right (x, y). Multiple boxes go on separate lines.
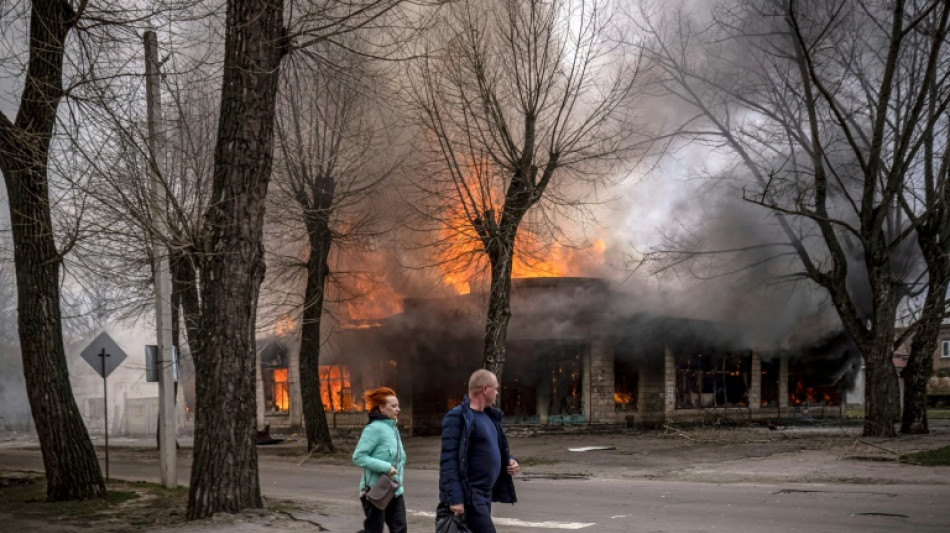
top-left (360, 494), bottom-right (407, 533)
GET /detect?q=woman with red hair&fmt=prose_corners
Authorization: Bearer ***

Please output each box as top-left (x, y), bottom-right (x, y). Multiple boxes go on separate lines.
top-left (352, 387), bottom-right (407, 533)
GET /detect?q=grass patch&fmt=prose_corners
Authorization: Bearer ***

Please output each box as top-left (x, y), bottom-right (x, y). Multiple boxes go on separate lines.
top-left (268, 500), bottom-right (303, 513)
top-left (0, 471), bottom-right (322, 531)
top-left (0, 473), bottom-right (188, 531)
top-left (900, 445), bottom-right (950, 466)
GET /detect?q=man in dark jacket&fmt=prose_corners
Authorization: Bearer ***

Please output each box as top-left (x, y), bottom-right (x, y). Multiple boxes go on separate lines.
top-left (439, 369), bottom-right (519, 533)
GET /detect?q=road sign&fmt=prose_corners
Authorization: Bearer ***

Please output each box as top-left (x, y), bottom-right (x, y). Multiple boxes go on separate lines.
top-left (145, 345), bottom-right (178, 382)
top-left (80, 332), bottom-right (128, 378)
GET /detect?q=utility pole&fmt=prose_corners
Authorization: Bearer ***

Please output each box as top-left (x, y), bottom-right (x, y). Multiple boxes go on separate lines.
top-left (145, 29), bottom-right (177, 488)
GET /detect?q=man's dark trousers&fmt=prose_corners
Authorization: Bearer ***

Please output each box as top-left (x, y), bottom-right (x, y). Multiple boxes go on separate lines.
top-left (464, 487), bottom-right (496, 533)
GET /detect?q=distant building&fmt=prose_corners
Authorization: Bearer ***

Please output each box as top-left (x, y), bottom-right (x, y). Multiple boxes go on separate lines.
top-left (67, 328), bottom-right (188, 438)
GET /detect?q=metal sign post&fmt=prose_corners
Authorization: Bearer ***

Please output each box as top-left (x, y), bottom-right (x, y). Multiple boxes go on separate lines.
top-left (99, 348), bottom-right (109, 480)
top-left (80, 332), bottom-right (127, 483)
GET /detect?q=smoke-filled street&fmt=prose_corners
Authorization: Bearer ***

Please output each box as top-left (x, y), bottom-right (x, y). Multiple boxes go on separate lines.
top-left (2, 422), bottom-right (949, 532)
top-left (5, 0), bottom-right (950, 524)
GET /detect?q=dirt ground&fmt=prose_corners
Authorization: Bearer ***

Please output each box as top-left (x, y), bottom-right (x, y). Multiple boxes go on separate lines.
top-left (2, 418), bottom-right (949, 531)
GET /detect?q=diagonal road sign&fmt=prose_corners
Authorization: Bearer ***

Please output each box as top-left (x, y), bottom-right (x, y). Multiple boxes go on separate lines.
top-left (80, 332), bottom-right (128, 378)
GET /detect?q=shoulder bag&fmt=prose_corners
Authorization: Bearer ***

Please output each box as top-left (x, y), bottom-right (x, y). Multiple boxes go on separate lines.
top-left (363, 425), bottom-right (402, 510)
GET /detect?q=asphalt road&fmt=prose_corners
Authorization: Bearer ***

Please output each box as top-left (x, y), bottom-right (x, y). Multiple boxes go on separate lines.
top-left (0, 447), bottom-right (946, 532)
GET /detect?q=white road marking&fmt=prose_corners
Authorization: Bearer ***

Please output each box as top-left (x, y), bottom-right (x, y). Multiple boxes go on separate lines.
top-left (411, 510), bottom-right (595, 529)
top-left (567, 446), bottom-right (616, 452)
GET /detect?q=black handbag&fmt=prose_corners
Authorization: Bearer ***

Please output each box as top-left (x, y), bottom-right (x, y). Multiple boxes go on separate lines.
top-left (435, 502), bottom-right (471, 533)
top-left (362, 426), bottom-right (402, 510)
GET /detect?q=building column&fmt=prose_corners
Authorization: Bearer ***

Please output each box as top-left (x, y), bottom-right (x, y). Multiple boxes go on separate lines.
top-left (749, 352), bottom-right (761, 409)
top-left (288, 344), bottom-right (303, 431)
top-left (397, 358), bottom-right (413, 435)
top-left (778, 356), bottom-right (788, 418)
top-left (588, 341), bottom-right (616, 425)
top-left (537, 377), bottom-right (550, 425)
top-left (664, 347), bottom-right (676, 417)
top-left (582, 346), bottom-right (592, 424)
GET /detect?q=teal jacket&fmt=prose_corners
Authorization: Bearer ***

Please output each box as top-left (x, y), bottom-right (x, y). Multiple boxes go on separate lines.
top-left (352, 416), bottom-right (406, 497)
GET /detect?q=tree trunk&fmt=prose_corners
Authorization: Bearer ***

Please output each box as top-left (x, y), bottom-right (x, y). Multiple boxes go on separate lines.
top-left (299, 216), bottom-right (335, 453)
top-left (479, 166), bottom-right (548, 383)
top-left (900, 276), bottom-right (946, 434)
top-left (901, 324), bottom-right (935, 434)
top-left (186, 0), bottom-right (284, 519)
top-left (862, 342), bottom-right (900, 438)
top-left (483, 238), bottom-right (514, 384)
top-left (859, 279), bottom-right (900, 438)
top-left (170, 249), bottom-right (201, 348)
top-left (3, 163), bottom-right (107, 501)
top-left (0, 0), bottom-right (105, 501)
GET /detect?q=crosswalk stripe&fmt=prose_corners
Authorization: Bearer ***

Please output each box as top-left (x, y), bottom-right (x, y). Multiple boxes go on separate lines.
top-left (410, 510), bottom-right (595, 529)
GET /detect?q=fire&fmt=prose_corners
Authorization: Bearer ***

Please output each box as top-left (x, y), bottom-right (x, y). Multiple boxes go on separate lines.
top-left (789, 380), bottom-right (840, 406)
top-left (273, 368), bottom-right (290, 410)
top-left (338, 258), bottom-right (405, 321)
top-left (438, 227), bottom-right (607, 294)
top-left (614, 392), bottom-right (633, 404)
top-left (274, 316), bottom-right (296, 336)
top-left (319, 364), bottom-right (369, 412)
top-left (436, 160), bottom-right (607, 293)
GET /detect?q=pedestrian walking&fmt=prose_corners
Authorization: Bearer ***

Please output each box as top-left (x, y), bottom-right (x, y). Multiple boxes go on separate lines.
top-left (438, 369), bottom-right (520, 533)
top-left (353, 387), bottom-right (407, 533)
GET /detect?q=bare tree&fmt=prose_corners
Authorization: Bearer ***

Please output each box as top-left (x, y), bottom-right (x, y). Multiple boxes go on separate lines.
top-left (896, 35), bottom-right (950, 432)
top-left (409, 0), bottom-right (640, 381)
top-left (636, 0), bottom-right (950, 437)
top-left (268, 45), bottom-right (397, 453)
top-left (0, 0), bottom-right (107, 501)
top-left (188, 0), bottom-right (419, 518)
top-left (181, 0), bottom-right (287, 517)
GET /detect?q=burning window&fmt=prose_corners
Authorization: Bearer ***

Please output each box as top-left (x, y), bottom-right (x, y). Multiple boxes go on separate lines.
top-left (260, 339), bottom-right (290, 415)
top-left (263, 367), bottom-right (290, 414)
top-left (787, 357), bottom-right (844, 407)
top-left (675, 352), bottom-right (751, 408)
top-left (500, 377), bottom-right (537, 419)
top-left (317, 360), bottom-right (398, 412)
top-left (548, 353), bottom-right (583, 420)
top-left (760, 359), bottom-right (780, 407)
top-left (272, 368), bottom-right (290, 413)
top-left (788, 370), bottom-right (841, 406)
top-left (614, 358), bottom-right (638, 411)
top-left (320, 365), bottom-right (356, 412)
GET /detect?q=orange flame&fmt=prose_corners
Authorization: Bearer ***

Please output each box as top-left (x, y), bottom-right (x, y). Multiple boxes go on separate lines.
top-left (437, 161), bottom-right (607, 293)
top-left (274, 317), bottom-right (296, 336)
top-left (319, 365), bottom-right (369, 412)
top-left (614, 392), bottom-right (633, 405)
top-left (273, 368), bottom-right (289, 410)
top-left (342, 273), bottom-right (403, 321)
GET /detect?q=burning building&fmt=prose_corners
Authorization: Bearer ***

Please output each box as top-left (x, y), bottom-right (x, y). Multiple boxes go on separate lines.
top-left (257, 277), bottom-right (859, 435)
